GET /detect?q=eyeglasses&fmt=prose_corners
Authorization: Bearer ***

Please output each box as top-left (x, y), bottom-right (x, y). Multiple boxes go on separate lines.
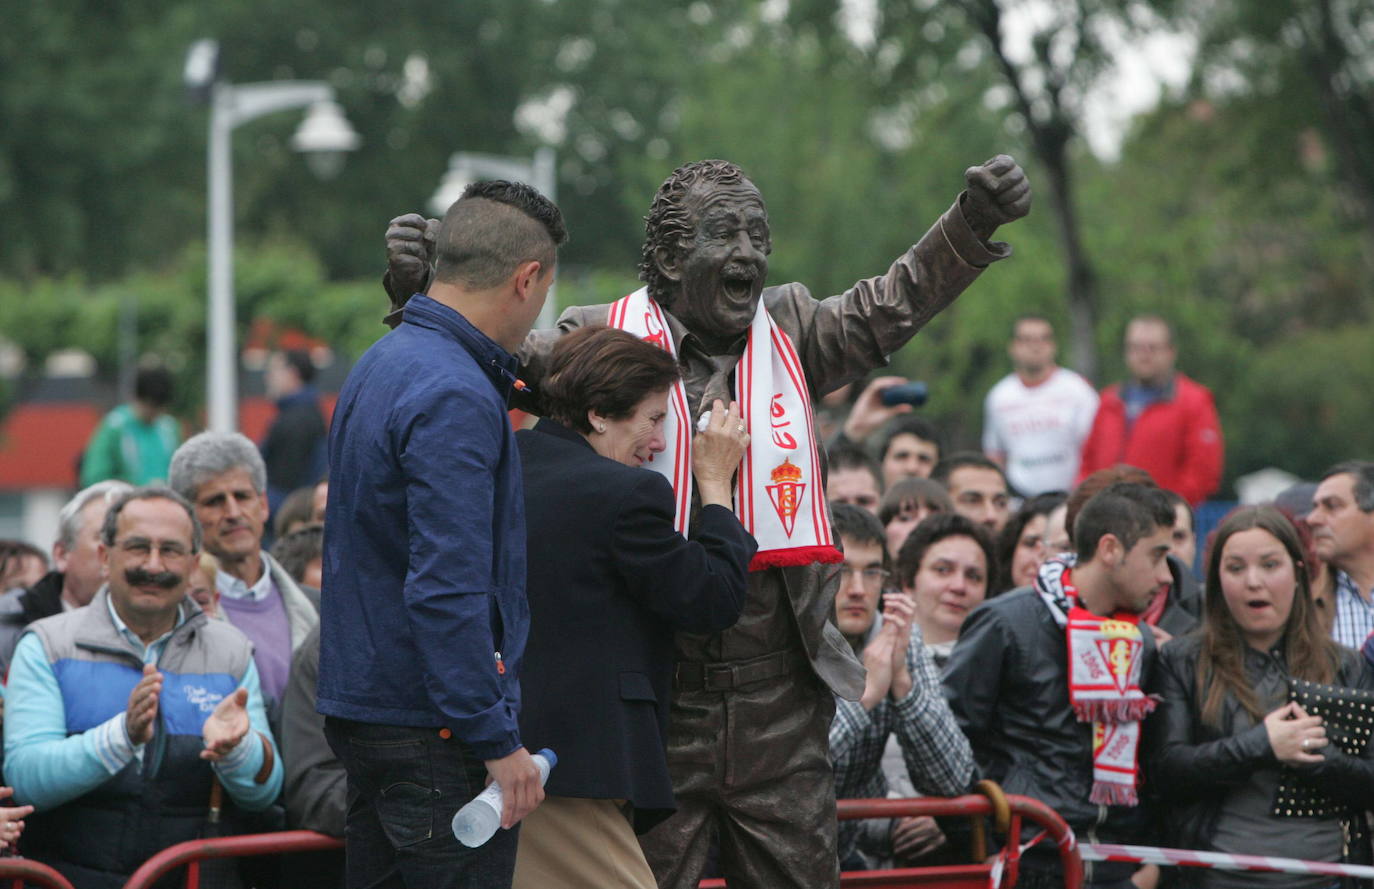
top-left (116, 538), bottom-right (192, 562)
top-left (838, 566), bottom-right (889, 589)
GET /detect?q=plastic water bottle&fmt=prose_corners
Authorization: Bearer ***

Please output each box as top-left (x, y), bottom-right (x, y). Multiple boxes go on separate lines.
top-left (451, 748), bottom-right (557, 847)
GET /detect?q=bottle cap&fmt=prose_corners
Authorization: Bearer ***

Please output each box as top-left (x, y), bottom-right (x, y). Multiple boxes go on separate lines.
top-left (536, 747), bottom-right (558, 769)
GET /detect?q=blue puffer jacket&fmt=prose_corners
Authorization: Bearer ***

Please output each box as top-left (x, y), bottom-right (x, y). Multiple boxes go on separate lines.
top-left (16, 593), bottom-right (270, 888)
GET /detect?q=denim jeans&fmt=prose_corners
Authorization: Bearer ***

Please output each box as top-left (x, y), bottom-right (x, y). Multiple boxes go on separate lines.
top-left (324, 718), bottom-right (519, 889)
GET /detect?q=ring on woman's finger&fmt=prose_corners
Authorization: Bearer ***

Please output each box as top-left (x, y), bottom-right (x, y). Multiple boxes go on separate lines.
top-left (1302, 738), bottom-right (1312, 749)
top-left (737, 424), bottom-right (746, 433)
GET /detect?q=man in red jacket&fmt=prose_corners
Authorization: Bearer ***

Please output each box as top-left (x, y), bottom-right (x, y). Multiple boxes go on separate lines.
top-left (1077, 316), bottom-right (1222, 506)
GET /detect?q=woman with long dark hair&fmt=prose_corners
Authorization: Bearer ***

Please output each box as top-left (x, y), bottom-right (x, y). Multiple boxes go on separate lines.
top-left (1147, 505), bottom-right (1374, 888)
top-left (995, 491), bottom-right (1067, 593)
top-left (877, 478), bottom-right (952, 562)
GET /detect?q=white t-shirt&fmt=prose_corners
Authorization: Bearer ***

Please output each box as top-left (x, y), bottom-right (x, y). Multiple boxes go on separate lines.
top-left (982, 367), bottom-right (1099, 496)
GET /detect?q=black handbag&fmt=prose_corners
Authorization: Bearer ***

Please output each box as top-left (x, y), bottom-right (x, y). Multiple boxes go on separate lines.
top-left (1271, 677), bottom-right (1374, 818)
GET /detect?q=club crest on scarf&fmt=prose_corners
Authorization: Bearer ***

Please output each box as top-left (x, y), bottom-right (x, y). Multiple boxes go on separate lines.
top-left (1092, 620), bottom-right (1144, 695)
top-left (766, 458), bottom-right (804, 538)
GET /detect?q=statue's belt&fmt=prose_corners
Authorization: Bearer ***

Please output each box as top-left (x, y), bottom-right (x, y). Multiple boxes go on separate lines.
top-left (673, 649), bottom-right (807, 692)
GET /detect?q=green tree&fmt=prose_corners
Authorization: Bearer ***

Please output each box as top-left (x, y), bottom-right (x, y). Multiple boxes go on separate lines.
top-left (1180, 0), bottom-right (1374, 253)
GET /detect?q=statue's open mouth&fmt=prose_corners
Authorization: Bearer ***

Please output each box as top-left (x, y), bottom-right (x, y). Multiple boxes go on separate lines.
top-left (722, 269), bottom-right (756, 300)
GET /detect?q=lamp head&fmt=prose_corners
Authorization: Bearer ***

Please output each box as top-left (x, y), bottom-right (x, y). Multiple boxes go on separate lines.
top-left (290, 101), bottom-right (361, 179)
top-left (183, 39), bottom-right (220, 102)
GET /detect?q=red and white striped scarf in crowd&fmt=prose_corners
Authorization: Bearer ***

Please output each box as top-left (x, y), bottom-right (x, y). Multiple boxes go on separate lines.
top-left (1037, 561), bottom-right (1157, 806)
top-left (608, 288), bottom-right (842, 571)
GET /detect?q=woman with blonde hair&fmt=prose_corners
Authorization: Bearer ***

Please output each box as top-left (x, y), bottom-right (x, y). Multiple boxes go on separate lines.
top-left (188, 551), bottom-right (221, 619)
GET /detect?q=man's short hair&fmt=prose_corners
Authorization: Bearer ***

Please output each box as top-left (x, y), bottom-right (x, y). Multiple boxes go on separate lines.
top-left (168, 432), bottom-right (267, 502)
top-left (829, 442), bottom-right (882, 490)
top-left (433, 180), bottom-right (568, 290)
top-left (278, 349), bottom-right (315, 385)
top-left (878, 478), bottom-right (953, 526)
top-left (1065, 464), bottom-right (1157, 537)
top-left (1321, 461), bottom-right (1374, 513)
top-left (100, 486), bottom-right (203, 555)
top-left (134, 366), bottom-right (174, 408)
top-left (1011, 313), bottom-right (1053, 339)
top-left (878, 416), bottom-right (942, 464)
top-left (895, 512), bottom-right (997, 592)
top-left (931, 451), bottom-right (1005, 487)
top-left (830, 501), bottom-right (887, 557)
top-left (1073, 482), bottom-right (1175, 563)
top-left (1161, 487), bottom-right (1193, 532)
top-left (1126, 314), bottom-right (1175, 345)
top-left (57, 480), bottom-right (134, 550)
top-left (638, 159), bottom-right (766, 309)
top-left (270, 524), bottom-right (323, 586)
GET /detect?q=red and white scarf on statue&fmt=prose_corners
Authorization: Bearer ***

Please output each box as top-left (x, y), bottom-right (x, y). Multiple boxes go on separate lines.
top-left (1036, 559), bottom-right (1156, 806)
top-left (608, 288), bottom-right (843, 571)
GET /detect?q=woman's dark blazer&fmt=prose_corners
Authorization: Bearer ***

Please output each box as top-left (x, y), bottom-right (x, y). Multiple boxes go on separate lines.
top-left (515, 418), bottom-right (756, 833)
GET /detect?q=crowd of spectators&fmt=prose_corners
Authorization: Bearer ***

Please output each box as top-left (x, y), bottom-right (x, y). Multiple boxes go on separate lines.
top-left (0, 285), bottom-right (1371, 889)
top-left (0, 353), bottom-right (332, 887)
top-left (813, 316), bottom-right (1373, 888)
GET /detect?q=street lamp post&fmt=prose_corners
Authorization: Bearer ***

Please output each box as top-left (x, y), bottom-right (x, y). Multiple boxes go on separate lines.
top-left (429, 148), bottom-right (558, 326)
top-left (187, 40), bottom-right (360, 433)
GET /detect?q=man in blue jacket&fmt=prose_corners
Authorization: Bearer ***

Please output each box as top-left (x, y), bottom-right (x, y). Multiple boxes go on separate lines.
top-left (319, 180), bottom-right (566, 889)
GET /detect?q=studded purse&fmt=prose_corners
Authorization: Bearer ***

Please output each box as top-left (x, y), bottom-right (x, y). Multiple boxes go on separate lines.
top-left (1271, 677), bottom-right (1374, 818)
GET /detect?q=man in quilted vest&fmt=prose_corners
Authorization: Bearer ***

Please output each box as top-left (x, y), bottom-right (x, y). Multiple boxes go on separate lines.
top-left (3, 486), bottom-right (282, 889)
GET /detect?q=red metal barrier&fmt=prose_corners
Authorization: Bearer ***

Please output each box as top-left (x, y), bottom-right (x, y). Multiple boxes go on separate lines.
top-left (698, 793), bottom-right (1082, 889)
top-left (122, 830), bottom-right (342, 889)
top-left (0, 857), bottom-right (78, 889)
top-left (103, 794), bottom-right (1077, 889)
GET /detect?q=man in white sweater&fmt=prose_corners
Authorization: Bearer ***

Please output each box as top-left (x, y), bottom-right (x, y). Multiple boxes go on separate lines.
top-left (983, 315), bottom-right (1098, 496)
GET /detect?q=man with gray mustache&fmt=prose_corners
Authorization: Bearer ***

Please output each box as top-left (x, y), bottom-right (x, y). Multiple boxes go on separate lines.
top-left (4, 486), bottom-right (281, 888)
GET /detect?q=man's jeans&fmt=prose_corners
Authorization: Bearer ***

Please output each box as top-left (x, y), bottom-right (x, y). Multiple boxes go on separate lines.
top-left (324, 718), bottom-right (519, 889)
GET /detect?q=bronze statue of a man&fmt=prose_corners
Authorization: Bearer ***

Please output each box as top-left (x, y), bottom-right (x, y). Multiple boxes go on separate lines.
top-left (383, 155), bottom-right (1029, 888)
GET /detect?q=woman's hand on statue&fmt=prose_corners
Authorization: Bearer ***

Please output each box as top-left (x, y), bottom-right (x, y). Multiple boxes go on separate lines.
top-left (692, 399), bottom-right (749, 507)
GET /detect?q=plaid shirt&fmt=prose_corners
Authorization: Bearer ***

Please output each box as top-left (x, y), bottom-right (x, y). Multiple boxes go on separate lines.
top-left (830, 624), bottom-right (974, 862)
top-left (1332, 569), bottom-right (1374, 650)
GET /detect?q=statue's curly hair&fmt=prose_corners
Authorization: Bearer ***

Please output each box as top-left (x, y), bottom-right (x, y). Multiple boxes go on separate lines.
top-left (637, 159), bottom-right (758, 309)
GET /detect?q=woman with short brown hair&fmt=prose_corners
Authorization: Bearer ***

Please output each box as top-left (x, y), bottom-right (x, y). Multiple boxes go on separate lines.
top-left (512, 326), bottom-right (756, 889)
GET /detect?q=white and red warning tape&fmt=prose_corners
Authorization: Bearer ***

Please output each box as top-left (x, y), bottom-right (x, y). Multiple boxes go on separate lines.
top-left (1080, 842), bottom-right (1374, 880)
